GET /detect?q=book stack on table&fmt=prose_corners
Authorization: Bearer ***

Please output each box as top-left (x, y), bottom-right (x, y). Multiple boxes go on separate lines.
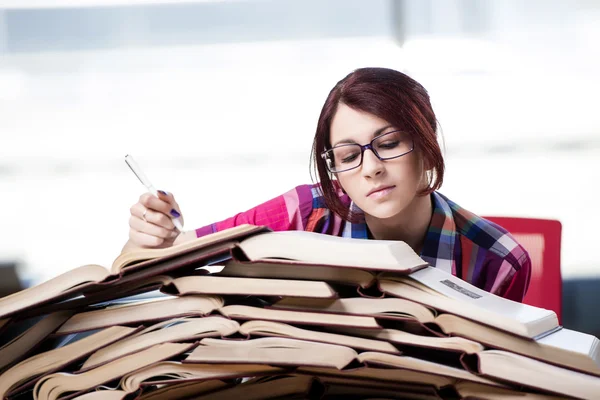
top-left (1, 225), bottom-right (599, 400)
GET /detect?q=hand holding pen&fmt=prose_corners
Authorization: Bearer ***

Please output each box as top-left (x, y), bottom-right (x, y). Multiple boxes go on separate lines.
top-left (125, 155), bottom-right (185, 249)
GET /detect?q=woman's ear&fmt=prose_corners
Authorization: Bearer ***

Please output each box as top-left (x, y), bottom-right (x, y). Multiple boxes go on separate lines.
top-left (418, 154), bottom-right (432, 191)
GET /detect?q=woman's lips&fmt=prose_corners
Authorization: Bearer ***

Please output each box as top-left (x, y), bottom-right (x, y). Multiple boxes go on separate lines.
top-left (367, 186), bottom-right (395, 199)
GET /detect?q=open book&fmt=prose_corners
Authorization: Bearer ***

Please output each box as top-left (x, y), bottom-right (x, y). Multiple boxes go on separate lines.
top-left (218, 232), bottom-right (556, 340)
top-left (0, 225), bottom-right (428, 321)
top-left (55, 295), bottom-right (224, 335)
top-left (163, 275), bottom-right (338, 298)
top-left (81, 316), bottom-right (240, 370)
top-left (0, 326), bottom-right (138, 399)
top-left (185, 336), bottom-right (498, 386)
top-left (219, 304), bottom-right (383, 329)
top-left (296, 365), bottom-right (455, 391)
top-left (311, 374), bottom-right (442, 400)
top-left (437, 313), bottom-right (600, 377)
top-left (462, 350), bottom-right (600, 400)
top-left (50, 299), bottom-right (389, 339)
top-left (185, 337), bottom-right (358, 370)
top-left (0, 225), bottom-right (267, 320)
top-left (216, 259), bottom-right (376, 288)
top-left (231, 230), bottom-right (428, 272)
top-left (33, 342), bottom-right (195, 400)
top-left (330, 326), bottom-right (484, 355)
top-left (67, 389), bottom-right (131, 400)
top-left (119, 363), bottom-right (286, 395)
top-left (273, 296), bottom-right (598, 376)
top-left (0, 311), bottom-right (73, 373)
top-left (136, 379), bottom-right (232, 400)
top-left (453, 381), bottom-right (567, 400)
top-left (189, 374), bottom-right (442, 400)
top-left (271, 296), bottom-right (437, 323)
top-left (379, 266), bottom-right (559, 339)
top-left (186, 375), bottom-right (321, 400)
top-left (238, 320), bottom-right (400, 354)
top-left (270, 296), bottom-right (509, 354)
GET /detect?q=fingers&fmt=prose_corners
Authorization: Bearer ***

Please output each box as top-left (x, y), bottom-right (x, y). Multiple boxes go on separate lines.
top-left (129, 228), bottom-right (173, 248)
top-left (128, 190), bottom-right (183, 249)
top-left (130, 202), bottom-right (175, 231)
top-left (156, 190), bottom-right (184, 226)
top-left (138, 192), bottom-right (182, 220)
top-left (130, 209), bottom-right (176, 235)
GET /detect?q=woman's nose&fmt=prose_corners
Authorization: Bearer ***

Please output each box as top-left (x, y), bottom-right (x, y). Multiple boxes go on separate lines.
top-left (360, 148), bottom-right (384, 177)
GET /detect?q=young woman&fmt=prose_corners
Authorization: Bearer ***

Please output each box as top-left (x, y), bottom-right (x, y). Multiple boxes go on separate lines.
top-left (123, 67), bottom-right (531, 302)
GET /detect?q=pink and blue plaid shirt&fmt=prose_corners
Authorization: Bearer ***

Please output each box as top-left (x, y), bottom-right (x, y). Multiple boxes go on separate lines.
top-left (195, 184), bottom-right (531, 302)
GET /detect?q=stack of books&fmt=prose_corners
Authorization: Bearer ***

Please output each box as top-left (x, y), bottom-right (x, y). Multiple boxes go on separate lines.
top-left (0, 225), bottom-right (599, 400)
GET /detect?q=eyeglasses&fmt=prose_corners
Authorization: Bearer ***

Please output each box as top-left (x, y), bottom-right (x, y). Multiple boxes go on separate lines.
top-left (321, 130), bottom-right (414, 173)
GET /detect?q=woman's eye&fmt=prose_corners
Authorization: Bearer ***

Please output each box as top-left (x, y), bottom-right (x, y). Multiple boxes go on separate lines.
top-left (378, 140), bottom-right (400, 149)
top-left (341, 153), bottom-right (359, 163)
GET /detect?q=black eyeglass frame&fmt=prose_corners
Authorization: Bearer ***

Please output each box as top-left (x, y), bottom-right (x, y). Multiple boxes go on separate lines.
top-left (321, 130), bottom-right (415, 173)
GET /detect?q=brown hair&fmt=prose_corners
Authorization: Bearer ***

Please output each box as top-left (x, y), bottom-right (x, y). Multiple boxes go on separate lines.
top-left (310, 67), bottom-right (444, 222)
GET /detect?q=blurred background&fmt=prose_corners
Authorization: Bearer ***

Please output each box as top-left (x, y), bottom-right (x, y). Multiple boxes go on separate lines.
top-left (0, 0), bottom-right (598, 334)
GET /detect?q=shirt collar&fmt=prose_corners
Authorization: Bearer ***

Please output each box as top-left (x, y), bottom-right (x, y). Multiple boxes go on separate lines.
top-left (420, 192), bottom-right (457, 273)
top-left (343, 192), bottom-right (457, 269)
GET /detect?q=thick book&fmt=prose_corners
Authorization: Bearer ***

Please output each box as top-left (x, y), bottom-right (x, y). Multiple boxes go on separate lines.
top-left (190, 374), bottom-right (441, 400)
top-left (356, 351), bottom-right (501, 387)
top-left (453, 381), bottom-right (567, 400)
top-left (217, 259), bottom-right (376, 288)
top-left (184, 336), bottom-right (497, 387)
top-left (0, 225), bottom-right (557, 346)
top-left (379, 266), bottom-right (559, 339)
top-left (436, 313), bottom-right (600, 377)
top-left (58, 299), bottom-right (389, 338)
top-left (0, 326), bottom-right (138, 399)
top-left (462, 349), bottom-right (600, 400)
top-left (238, 320), bottom-right (400, 354)
top-left (67, 389), bottom-right (131, 400)
top-left (0, 311), bottom-right (73, 373)
top-left (81, 316), bottom-right (240, 370)
top-left (273, 296), bottom-right (599, 377)
top-left (271, 296), bottom-right (437, 323)
top-left (33, 342), bottom-right (194, 400)
top-left (314, 375), bottom-right (441, 400)
top-left (295, 365), bottom-right (455, 391)
top-left (329, 326), bottom-right (484, 355)
top-left (270, 296), bottom-right (497, 354)
top-left (218, 304), bottom-right (383, 329)
top-left (0, 225), bottom-right (267, 320)
top-left (0, 225), bottom-right (427, 321)
top-left (119, 363), bottom-right (286, 395)
top-left (188, 375), bottom-right (321, 400)
top-left (136, 379), bottom-right (231, 400)
top-left (55, 295), bottom-right (224, 335)
top-left (163, 275), bottom-right (338, 298)
top-left (231, 230), bottom-right (429, 272)
top-left (184, 336), bottom-right (359, 370)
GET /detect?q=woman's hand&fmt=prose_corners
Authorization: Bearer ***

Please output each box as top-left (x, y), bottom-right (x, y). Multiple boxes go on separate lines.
top-left (126, 191), bottom-right (184, 250)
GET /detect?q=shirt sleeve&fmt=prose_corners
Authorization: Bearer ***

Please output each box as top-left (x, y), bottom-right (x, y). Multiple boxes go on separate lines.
top-left (493, 253), bottom-right (532, 302)
top-left (194, 184), bottom-right (315, 238)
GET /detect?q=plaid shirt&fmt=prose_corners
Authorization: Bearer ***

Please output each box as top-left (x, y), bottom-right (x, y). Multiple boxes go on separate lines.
top-left (196, 184), bottom-right (531, 301)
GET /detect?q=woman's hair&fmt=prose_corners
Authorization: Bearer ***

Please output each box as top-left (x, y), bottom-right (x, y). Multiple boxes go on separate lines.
top-left (310, 67), bottom-right (444, 222)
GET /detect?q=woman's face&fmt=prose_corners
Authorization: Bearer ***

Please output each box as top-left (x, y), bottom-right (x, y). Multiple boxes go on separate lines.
top-left (329, 103), bottom-right (425, 220)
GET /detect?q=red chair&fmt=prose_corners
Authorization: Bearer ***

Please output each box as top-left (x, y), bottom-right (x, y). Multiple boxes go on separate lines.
top-left (483, 217), bottom-right (562, 323)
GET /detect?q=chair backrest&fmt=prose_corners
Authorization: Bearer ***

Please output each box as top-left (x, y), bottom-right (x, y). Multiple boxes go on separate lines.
top-left (483, 216), bottom-right (562, 323)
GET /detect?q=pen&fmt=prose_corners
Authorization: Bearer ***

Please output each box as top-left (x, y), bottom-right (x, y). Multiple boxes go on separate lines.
top-left (124, 154), bottom-right (184, 232)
